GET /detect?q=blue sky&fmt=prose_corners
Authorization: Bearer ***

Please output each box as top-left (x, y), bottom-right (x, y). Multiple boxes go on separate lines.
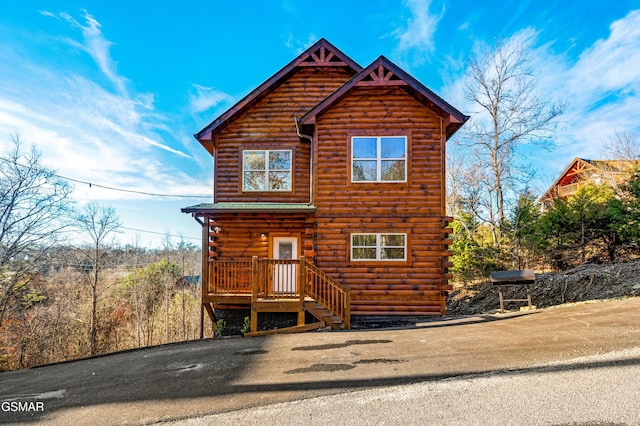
top-left (1, 1), bottom-right (639, 247)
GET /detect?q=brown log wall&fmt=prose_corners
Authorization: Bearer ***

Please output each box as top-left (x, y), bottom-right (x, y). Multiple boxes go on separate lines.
top-left (214, 67), bottom-right (352, 203)
top-left (314, 86), bottom-right (450, 316)
top-left (206, 213), bottom-right (315, 262)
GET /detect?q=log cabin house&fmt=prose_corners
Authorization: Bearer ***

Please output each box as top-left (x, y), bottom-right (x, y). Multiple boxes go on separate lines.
top-left (182, 39), bottom-right (469, 335)
top-left (540, 157), bottom-right (639, 208)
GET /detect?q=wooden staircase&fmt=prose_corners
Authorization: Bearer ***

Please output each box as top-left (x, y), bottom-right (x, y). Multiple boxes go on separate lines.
top-left (304, 301), bottom-right (346, 329)
top-left (203, 256), bottom-right (350, 337)
top-left (246, 256), bottom-right (350, 336)
top-left (243, 301), bottom-right (345, 337)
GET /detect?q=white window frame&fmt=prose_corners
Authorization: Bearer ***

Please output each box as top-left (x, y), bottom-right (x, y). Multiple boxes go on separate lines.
top-left (242, 149), bottom-right (292, 192)
top-left (351, 233), bottom-right (407, 261)
top-left (351, 136), bottom-right (407, 183)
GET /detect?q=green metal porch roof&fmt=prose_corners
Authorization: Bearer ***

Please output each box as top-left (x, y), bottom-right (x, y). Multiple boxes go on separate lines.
top-left (181, 202), bottom-right (317, 214)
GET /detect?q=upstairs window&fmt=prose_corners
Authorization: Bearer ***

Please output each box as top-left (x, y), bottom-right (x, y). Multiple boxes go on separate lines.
top-left (352, 136), bottom-right (406, 182)
top-left (242, 150), bottom-right (292, 191)
top-left (351, 233), bottom-right (406, 261)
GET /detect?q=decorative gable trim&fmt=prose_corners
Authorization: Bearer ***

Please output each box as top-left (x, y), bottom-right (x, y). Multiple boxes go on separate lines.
top-left (195, 38), bottom-right (362, 154)
top-left (357, 63), bottom-right (408, 86)
top-left (298, 44), bottom-right (351, 67)
top-left (299, 56), bottom-right (469, 140)
top-left (540, 157), bottom-right (640, 202)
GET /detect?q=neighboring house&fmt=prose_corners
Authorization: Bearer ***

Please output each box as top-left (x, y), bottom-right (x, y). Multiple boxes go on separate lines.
top-left (182, 39), bottom-right (468, 334)
top-left (540, 157), bottom-right (639, 207)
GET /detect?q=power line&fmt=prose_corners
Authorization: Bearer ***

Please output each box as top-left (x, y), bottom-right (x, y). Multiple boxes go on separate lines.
top-left (1, 155), bottom-right (211, 199)
top-left (2, 155), bottom-right (203, 242)
top-left (56, 174), bottom-right (210, 199)
top-left (120, 226), bottom-right (200, 241)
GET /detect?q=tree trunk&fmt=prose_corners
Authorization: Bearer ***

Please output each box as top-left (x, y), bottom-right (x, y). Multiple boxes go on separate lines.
top-left (581, 219), bottom-right (586, 264)
top-left (90, 252), bottom-right (98, 356)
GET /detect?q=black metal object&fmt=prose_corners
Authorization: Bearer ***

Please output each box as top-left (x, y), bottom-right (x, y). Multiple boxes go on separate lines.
top-left (490, 270), bottom-right (535, 285)
top-left (490, 270), bottom-right (535, 313)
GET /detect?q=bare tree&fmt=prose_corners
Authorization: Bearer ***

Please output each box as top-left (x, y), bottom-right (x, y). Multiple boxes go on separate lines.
top-left (0, 136), bottom-right (74, 327)
top-left (76, 203), bottom-right (121, 355)
top-left (602, 131), bottom-right (640, 161)
top-left (596, 131), bottom-right (640, 196)
top-left (459, 37), bottom-right (565, 245)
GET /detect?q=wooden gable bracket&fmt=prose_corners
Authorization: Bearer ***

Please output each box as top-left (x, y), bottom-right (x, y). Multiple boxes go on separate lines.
top-left (299, 45), bottom-right (349, 67)
top-left (357, 64), bottom-right (408, 87)
top-left (299, 55), bottom-right (469, 140)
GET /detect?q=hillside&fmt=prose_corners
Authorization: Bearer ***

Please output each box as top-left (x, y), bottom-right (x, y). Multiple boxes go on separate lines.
top-left (447, 258), bottom-right (640, 315)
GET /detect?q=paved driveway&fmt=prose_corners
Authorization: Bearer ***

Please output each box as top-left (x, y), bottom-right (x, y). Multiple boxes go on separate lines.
top-left (1, 298), bottom-right (639, 425)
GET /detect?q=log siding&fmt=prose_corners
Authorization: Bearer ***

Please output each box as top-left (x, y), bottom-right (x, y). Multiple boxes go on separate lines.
top-left (313, 86), bottom-right (450, 316)
top-left (185, 40), bottom-right (468, 326)
top-left (213, 67), bottom-right (352, 204)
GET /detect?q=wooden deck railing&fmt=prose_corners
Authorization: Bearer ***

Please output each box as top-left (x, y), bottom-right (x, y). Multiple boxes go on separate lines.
top-left (252, 258), bottom-right (302, 300)
top-left (558, 182), bottom-right (580, 197)
top-left (208, 260), bottom-right (252, 294)
top-left (206, 257), bottom-right (350, 328)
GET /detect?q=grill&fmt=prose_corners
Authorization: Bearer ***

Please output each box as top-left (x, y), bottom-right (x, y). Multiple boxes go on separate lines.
top-left (490, 270), bottom-right (535, 313)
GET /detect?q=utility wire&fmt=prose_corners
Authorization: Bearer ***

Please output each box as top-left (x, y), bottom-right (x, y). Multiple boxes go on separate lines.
top-left (1, 155), bottom-right (211, 199)
top-left (56, 174), bottom-right (210, 199)
top-left (120, 226), bottom-right (200, 241)
top-left (2, 155), bottom-right (203, 242)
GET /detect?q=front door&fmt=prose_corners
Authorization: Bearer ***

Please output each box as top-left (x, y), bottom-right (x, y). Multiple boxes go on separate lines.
top-left (272, 237), bottom-right (298, 293)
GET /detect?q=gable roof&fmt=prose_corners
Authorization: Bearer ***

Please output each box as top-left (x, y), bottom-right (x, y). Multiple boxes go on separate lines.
top-left (298, 55), bottom-right (469, 140)
top-left (194, 38), bottom-right (362, 153)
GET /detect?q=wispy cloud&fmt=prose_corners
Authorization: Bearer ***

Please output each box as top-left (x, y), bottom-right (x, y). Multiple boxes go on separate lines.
top-left (556, 9), bottom-right (640, 160)
top-left (445, 9), bottom-right (640, 183)
top-left (189, 84), bottom-right (232, 114)
top-left (42, 9), bottom-right (128, 95)
top-left (0, 10), bottom-right (205, 202)
top-left (284, 32), bottom-right (317, 55)
top-left (392, 0), bottom-right (445, 68)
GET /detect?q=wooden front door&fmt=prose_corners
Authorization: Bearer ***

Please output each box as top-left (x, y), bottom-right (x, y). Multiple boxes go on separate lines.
top-left (272, 236), bottom-right (298, 293)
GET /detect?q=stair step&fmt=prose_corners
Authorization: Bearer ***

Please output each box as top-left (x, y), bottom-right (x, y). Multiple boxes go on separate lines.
top-left (303, 301), bottom-right (345, 329)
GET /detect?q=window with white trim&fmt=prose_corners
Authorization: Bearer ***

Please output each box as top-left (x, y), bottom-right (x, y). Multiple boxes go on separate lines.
top-left (351, 233), bottom-right (406, 261)
top-left (352, 136), bottom-right (406, 182)
top-left (242, 150), bottom-right (292, 191)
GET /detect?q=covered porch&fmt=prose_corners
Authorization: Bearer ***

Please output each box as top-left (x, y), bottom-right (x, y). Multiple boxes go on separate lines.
top-left (202, 256), bottom-right (351, 335)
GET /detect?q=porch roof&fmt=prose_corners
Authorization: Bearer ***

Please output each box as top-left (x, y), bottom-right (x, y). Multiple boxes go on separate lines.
top-left (181, 202), bottom-right (317, 214)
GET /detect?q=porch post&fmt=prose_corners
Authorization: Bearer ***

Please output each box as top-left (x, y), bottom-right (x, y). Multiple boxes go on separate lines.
top-left (298, 256), bottom-right (307, 326)
top-left (250, 256), bottom-right (259, 333)
top-left (200, 217), bottom-right (209, 339)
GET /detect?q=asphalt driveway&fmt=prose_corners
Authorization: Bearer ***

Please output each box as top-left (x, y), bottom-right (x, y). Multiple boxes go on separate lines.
top-left (1, 298), bottom-right (639, 425)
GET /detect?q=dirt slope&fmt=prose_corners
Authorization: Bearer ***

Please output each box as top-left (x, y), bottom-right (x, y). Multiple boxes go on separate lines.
top-left (447, 258), bottom-right (640, 316)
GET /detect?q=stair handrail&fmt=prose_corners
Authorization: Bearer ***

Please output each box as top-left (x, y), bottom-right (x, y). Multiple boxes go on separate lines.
top-left (300, 257), bottom-right (351, 329)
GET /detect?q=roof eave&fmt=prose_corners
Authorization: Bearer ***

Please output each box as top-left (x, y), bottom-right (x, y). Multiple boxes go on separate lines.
top-left (299, 55), bottom-right (469, 141)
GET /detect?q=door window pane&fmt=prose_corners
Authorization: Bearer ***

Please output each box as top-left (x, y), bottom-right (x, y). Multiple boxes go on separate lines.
top-left (279, 242), bottom-right (293, 259)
